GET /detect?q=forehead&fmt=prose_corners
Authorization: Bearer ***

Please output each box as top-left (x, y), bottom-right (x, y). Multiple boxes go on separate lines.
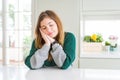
top-left (40, 17), bottom-right (55, 26)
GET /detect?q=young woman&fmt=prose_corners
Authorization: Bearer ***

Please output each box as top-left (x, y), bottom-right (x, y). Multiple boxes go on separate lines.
top-left (25, 10), bottom-right (76, 70)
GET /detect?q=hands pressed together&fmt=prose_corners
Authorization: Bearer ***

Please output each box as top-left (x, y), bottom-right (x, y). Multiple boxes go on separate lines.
top-left (40, 29), bottom-right (55, 46)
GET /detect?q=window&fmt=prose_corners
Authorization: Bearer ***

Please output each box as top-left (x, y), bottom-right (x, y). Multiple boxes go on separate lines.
top-left (80, 12), bottom-right (120, 59)
top-left (81, 0), bottom-right (120, 51)
top-left (82, 15), bottom-right (120, 45)
top-left (1, 0), bottom-right (32, 65)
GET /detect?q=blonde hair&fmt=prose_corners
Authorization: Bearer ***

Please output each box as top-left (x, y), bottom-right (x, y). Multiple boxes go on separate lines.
top-left (34, 10), bottom-right (65, 60)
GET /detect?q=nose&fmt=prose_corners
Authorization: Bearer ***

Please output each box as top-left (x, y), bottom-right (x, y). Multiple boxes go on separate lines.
top-left (46, 27), bottom-right (51, 32)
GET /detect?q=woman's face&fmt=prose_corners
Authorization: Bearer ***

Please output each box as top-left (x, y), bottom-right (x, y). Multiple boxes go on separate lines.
top-left (40, 17), bottom-right (58, 38)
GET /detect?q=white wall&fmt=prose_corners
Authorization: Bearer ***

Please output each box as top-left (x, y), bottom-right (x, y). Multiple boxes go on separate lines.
top-left (83, 0), bottom-right (120, 11)
top-left (32, 0), bottom-right (80, 68)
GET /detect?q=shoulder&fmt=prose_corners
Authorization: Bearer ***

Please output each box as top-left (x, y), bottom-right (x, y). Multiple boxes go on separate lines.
top-left (31, 39), bottom-right (35, 45)
top-left (65, 32), bottom-right (76, 40)
top-left (64, 32), bottom-right (76, 43)
top-left (63, 32), bottom-right (76, 50)
top-left (30, 39), bottom-right (36, 48)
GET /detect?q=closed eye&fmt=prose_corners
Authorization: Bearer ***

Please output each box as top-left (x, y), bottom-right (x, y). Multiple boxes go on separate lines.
top-left (41, 26), bottom-right (46, 30)
top-left (49, 24), bottom-right (53, 27)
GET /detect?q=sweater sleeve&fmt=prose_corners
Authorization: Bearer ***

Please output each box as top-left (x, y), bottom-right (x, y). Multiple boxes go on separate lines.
top-left (24, 40), bottom-right (50, 69)
top-left (50, 32), bottom-right (76, 69)
top-left (61, 32), bottom-right (76, 69)
top-left (51, 43), bottom-right (66, 67)
top-left (30, 44), bottom-right (50, 69)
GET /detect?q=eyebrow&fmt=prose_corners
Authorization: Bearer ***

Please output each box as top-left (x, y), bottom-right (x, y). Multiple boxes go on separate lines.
top-left (48, 21), bottom-right (52, 25)
top-left (41, 21), bottom-right (52, 27)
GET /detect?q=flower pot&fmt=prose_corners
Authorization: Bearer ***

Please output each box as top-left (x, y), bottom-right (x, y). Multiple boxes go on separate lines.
top-left (105, 46), bottom-right (110, 52)
top-left (83, 42), bottom-right (103, 52)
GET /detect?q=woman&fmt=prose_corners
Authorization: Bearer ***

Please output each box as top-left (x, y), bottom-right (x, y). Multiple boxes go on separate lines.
top-left (25, 10), bottom-right (76, 70)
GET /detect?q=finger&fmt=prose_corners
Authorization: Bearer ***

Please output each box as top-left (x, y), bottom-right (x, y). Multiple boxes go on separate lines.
top-left (39, 28), bottom-right (43, 34)
top-left (39, 29), bottom-right (51, 44)
top-left (46, 35), bottom-right (55, 43)
top-left (40, 28), bottom-right (45, 37)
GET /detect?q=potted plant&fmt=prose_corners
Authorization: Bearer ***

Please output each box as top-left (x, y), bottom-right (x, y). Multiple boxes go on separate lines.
top-left (109, 35), bottom-right (118, 51)
top-left (104, 41), bottom-right (111, 52)
top-left (83, 33), bottom-right (104, 52)
top-left (83, 33), bottom-right (103, 42)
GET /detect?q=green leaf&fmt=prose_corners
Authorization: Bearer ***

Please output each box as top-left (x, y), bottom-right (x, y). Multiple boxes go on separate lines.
top-left (83, 35), bottom-right (91, 42)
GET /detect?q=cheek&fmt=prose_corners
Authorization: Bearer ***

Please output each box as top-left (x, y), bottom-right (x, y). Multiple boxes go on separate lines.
top-left (42, 29), bottom-right (47, 34)
top-left (56, 25), bottom-right (58, 31)
top-left (55, 27), bottom-right (58, 35)
top-left (56, 28), bottom-right (58, 33)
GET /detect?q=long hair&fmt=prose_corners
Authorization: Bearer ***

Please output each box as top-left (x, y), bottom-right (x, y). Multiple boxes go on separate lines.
top-left (34, 10), bottom-right (65, 60)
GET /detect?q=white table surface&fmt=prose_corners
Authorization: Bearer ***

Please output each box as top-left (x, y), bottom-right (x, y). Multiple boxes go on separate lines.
top-left (1, 66), bottom-right (120, 80)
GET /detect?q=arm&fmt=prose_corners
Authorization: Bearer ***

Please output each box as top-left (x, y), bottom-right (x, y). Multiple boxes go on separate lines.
top-left (51, 32), bottom-right (76, 69)
top-left (30, 44), bottom-right (50, 69)
top-left (24, 40), bottom-right (50, 69)
top-left (51, 43), bottom-right (66, 67)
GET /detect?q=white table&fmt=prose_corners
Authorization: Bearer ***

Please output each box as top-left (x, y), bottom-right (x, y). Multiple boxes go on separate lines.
top-left (1, 66), bottom-right (120, 80)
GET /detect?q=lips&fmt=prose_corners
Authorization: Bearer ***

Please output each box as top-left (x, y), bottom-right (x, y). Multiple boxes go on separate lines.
top-left (48, 32), bottom-right (53, 36)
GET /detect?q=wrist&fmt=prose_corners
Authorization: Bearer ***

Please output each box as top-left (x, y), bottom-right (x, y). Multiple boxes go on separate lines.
top-left (46, 42), bottom-right (50, 46)
top-left (51, 41), bottom-right (57, 46)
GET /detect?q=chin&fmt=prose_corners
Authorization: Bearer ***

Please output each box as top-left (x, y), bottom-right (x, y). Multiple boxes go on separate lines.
top-left (49, 35), bottom-right (54, 38)
top-left (49, 34), bottom-right (55, 38)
